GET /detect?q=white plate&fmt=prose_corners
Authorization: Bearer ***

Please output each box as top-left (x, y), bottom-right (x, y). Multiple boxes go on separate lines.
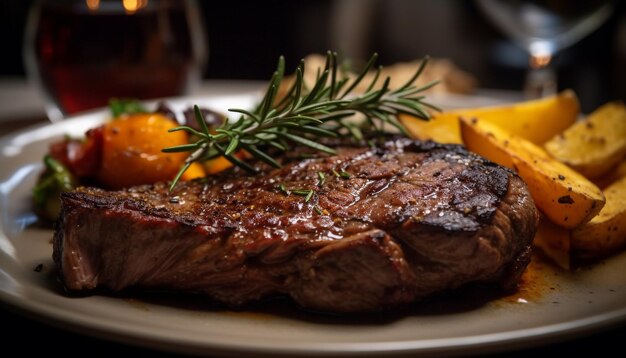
top-left (1, 91), bottom-right (626, 357)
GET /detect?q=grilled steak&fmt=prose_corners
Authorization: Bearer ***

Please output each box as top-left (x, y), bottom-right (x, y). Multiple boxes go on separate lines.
top-left (53, 139), bottom-right (538, 313)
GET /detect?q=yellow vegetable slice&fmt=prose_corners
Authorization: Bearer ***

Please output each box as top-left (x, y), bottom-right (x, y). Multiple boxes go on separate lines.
top-left (460, 117), bottom-right (605, 229)
top-left (180, 162), bottom-right (206, 181)
top-left (202, 150), bottom-right (252, 175)
top-left (400, 90), bottom-right (579, 144)
top-left (401, 112), bottom-right (461, 144)
top-left (204, 156), bottom-right (235, 175)
top-left (533, 217), bottom-right (571, 270)
top-left (545, 101), bottom-right (626, 179)
top-left (572, 176), bottom-right (626, 260)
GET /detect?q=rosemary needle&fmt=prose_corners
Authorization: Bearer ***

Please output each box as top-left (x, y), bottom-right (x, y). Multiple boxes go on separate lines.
top-left (317, 171), bottom-right (326, 186)
top-left (292, 189), bottom-right (314, 202)
top-left (278, 183), bottom-right (289, 195)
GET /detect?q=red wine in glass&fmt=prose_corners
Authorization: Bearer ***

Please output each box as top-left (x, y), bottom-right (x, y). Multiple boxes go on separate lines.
top-left (24, 0), bottom-right (206, 121)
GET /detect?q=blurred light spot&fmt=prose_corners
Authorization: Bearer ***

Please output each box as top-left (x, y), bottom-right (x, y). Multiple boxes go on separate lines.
top-left (85, 0), bottom-right (100, 11)
top-left (123, 0), bottom-right (148, 14)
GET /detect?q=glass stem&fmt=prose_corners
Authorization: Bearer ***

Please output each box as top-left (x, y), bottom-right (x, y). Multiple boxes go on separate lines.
top-left (524, 53), bottom-right (557, 99)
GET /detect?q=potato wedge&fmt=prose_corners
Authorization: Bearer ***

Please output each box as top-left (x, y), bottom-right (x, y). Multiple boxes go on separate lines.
top-left (545, 101), bottom-right (626, 179)
top-left (594, 161), bottom-right (626, 189)
top-left (400, 90), bottom-right (579, 144)
top-left (533, 217), bottom-right (571, 270)
top-left (400, 113), bottom-right (462, 144)
top-left (572, 176), bottom-right (626, 260)
top-left (460, 117), bottom-right (605, 229)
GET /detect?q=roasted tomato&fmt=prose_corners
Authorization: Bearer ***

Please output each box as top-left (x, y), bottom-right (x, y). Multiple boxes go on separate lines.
top-left (96, 113), bottom-right (190, 189)
top-left (49, 126), bottom-right (103, 179)
top-left (47, 113), bottom-right (196, 190)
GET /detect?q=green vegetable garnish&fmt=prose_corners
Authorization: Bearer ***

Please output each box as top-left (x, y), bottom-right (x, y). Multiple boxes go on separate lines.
top-left (32, 155), bottom-right (77, 221)
top-left (109, 98), bottom-right (148, 118)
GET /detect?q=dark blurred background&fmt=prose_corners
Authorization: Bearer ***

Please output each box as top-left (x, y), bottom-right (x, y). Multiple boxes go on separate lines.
top-left (1, 1), bottom-right (626, 356)
top-left (1, 0), bottom-right (624, 112)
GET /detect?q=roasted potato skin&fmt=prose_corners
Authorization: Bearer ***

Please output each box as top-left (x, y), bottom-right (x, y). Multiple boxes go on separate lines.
top-left (400, 90), bottom-right (579, 144)
top-left (460, 117), bottom-right (605, 229)
top-left (594, 161), bottom-right (626, 189)
top-left (572, 176), bottom-right (626, 260)
top-left (533, 217), bottom-right (571, 269)
top-left (545, 101), bottom-right (626, 179)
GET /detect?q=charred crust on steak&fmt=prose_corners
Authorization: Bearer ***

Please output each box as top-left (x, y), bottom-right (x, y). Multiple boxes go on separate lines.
top-left (53, 139), bottom-right (539, 313)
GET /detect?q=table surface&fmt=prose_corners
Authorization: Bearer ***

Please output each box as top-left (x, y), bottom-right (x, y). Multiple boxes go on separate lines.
top-left (0, 79), bottom-right (624, 357)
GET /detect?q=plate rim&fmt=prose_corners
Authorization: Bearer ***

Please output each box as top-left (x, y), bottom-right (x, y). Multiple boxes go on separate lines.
top-left (2, 284), bottom-right (625, 356)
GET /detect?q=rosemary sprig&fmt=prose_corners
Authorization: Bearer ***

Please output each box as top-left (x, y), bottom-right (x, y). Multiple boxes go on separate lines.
top-left (164, 52), bottom-right (439, 190)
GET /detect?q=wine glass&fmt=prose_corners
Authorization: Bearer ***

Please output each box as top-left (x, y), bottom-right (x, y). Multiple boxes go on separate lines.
top-left (476, 0), bottom-right (614, 98)
top-left (23, 0), bottom-right (207, 122)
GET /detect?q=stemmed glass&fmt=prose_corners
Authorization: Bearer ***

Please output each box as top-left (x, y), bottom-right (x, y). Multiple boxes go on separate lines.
top-left (476, 0), bottom-right (614, 98)
top-left (23, 0), bottom-right (207, 122)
